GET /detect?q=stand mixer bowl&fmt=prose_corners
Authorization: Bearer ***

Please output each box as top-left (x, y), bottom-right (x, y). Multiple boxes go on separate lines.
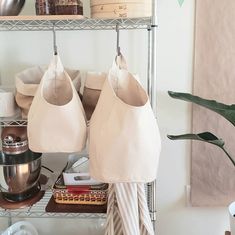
top-left (0, 150), bottom-right (42, 202)
top-left (0, 0), bottom-right (25, 16)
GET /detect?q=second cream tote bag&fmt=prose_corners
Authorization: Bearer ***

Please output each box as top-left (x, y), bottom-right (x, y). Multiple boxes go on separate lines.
top-left (89, 55), bottom-right (161, 183)
top-left (82, 72), bottom-right (106, 120)
top-left (28, 55), bottom-right (87, 153)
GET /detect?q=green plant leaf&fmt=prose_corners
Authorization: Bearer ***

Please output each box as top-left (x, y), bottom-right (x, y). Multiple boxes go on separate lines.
top-left (178, 0), bottom-right (185, 6)
top-left (167, 132), bottom-right (225, 147)
top-left (168, 91), bottom-right (235, 127)
top-left (167, 132), bottom-right (235, 166)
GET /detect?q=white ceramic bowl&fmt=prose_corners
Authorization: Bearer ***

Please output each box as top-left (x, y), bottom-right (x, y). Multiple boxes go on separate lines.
top-left (229, 201), bottom-right (235, 234)
top-left (1, 221), bottom-right (38, 235)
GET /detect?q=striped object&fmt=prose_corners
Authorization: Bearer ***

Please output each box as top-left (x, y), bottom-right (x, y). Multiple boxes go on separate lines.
top-left (105, 183), bottom-right (154, 235)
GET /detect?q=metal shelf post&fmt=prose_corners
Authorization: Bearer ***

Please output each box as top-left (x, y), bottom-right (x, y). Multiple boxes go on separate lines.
top-left (148, 0), bottom-right (158, 233)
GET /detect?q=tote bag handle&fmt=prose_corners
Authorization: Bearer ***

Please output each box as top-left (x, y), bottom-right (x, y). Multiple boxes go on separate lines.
top-left (115, 54), bottom-right (128, 70)
top-left (43, 55), bottom-right (65, 84)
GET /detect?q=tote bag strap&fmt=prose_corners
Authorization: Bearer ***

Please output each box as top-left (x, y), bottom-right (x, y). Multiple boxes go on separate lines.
top-left (45, 54), bottom-right (64, 80)
top-left (41, 54), bottom-right (76, 91)
top-left (40, 54), bottom-right (79, 107)
top-left (110, 53), bottom-right (128, 78)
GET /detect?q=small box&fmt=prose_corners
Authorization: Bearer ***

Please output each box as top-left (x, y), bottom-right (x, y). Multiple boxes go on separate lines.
top-left (52, 174), bottom-right (108, 205)
top-left (62, 172), bottom-right (102, 186)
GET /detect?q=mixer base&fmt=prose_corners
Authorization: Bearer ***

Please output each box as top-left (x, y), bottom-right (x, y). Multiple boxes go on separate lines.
top-left (0, 174), bottom-right (48, 209)
top-left (0, 189), bottom-right (45, 210)
top-left (2, 183), bottom-right (41, 202)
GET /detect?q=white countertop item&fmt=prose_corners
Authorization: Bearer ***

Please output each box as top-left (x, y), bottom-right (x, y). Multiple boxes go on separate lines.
top-left (1, 221), bottom-right (38, 235)
top-left (0, 88), bottom-right (16, 117)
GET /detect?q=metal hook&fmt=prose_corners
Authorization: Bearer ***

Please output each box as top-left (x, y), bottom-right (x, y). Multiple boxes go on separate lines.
top-left (53, 24), bottom-right (58, 55)
top-left (116, 24), bottom-right (121, 56)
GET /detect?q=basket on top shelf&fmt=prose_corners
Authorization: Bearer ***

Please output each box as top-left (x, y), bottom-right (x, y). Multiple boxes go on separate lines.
top-left (90, 0), bottom-right (152, 19)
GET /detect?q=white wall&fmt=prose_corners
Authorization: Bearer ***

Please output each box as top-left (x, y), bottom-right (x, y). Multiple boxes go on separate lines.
top-left (0, 0), bottom-right (232, 235)
top-left (156, 0), bottom-right (230, 235)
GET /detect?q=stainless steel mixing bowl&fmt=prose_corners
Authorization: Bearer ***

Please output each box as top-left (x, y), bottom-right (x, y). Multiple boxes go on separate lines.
top-left (0, 0), bottom-right (25, 16)
top-left (0, 150), bottom-right (42, 201)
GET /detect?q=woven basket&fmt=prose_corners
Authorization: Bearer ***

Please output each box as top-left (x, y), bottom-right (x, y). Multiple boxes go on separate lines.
top-left (52, 175), bottom-right (108, 205)
top-left (90, 0), bottom-right (152, 19)
top-left (53, 189), bottom-right (108, 205)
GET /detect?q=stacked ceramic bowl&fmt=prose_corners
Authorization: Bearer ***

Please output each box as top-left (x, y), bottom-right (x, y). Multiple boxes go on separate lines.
top-left (90, 0), bottom-right (152, 19)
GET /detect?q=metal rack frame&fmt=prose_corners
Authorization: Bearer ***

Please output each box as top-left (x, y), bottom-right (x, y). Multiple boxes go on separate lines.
top-left (0, 15), bottom-right (151, 31)
top-left (0, 0), bottom-right (158, 232)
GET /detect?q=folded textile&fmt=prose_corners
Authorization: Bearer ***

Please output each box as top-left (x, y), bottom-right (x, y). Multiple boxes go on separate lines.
top-left (105, 183), bottom-right (154, 235)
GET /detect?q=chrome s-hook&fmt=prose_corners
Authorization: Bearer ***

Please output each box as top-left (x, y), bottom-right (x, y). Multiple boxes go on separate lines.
top-left (116, 23), bottom-right (121, 56)
top-left (52, 23), bottom-right (58, 55)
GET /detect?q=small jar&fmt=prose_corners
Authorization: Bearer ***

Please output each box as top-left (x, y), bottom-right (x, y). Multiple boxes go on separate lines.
top-left (55, 0), bottom-right (83, 15)
top-left (35, 0), bottom-right (55, 15)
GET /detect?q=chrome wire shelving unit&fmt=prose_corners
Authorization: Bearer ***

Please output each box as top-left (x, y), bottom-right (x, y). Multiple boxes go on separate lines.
top-left (0, 191), bottom-right (106, 219)
top-left (0, 1), bottom-right (158, 232)
top-left (0, 15), bottom-right (151, 31)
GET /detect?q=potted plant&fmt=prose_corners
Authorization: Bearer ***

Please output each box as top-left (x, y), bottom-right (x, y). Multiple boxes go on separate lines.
top-left (167, 91), bottom-right (235, 166)
top-left (167, 91), bottom-right (235, 233)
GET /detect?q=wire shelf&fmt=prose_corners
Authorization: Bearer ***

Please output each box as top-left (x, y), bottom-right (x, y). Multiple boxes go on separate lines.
top-left (0, 16), bottom-right (152, 31)
top-left (0, 191), bottom-right (106, 219)
top-left (0, 190), bottom-right (155, 220)
top-left (0, 178), bottom-right (155, 220)
top-left (0, 114), bottom-right (27, 127)
top-left (0, 120), bottom-right (27, 127)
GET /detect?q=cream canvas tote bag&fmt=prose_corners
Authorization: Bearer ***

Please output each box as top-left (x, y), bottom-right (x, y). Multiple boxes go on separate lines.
top-left (15, 66), bottom-right (81, 119)
top-left (89, 55), bottom-right (161, 183)
top-left (28, 55), bottom-right (87, 153)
